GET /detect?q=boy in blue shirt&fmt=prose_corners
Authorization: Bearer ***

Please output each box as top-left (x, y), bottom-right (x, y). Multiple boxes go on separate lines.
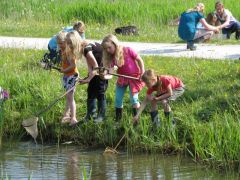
top-left (47, 21), bottom-right (85, 64)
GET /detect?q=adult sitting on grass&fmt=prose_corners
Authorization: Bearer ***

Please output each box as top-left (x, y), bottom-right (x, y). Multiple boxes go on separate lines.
top-left (47, 21), bottom-right (85, 64)
top-left (178, 3), bottom-right (219, 51)
top-left (133, 69), bottom-right (185, 127)
top-left (214, 1), bottom-right (240, 40)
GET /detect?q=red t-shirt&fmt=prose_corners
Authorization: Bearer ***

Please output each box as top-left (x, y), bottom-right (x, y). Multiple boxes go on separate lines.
top-left (147, 75), bottom-right (183, 95)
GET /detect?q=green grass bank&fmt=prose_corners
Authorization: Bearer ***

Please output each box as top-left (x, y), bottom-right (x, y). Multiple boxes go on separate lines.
top-left (1, 48), bottom-right (240, 170)
top-left (0, 0), bottom-right (240, 43)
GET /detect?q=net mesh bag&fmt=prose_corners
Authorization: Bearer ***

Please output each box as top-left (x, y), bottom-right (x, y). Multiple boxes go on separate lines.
top-left (22, 117), bottom-right (38, 141)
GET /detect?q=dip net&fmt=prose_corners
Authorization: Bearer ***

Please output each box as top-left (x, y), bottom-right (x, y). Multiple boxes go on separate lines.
top-left (22, 117), bottom-right (38, 143)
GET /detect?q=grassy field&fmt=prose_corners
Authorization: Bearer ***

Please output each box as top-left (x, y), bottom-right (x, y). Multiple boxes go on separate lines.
top-left (0, 0), bottom-right (240, 43)
top-left (1, 48), bottom-right (240, 169)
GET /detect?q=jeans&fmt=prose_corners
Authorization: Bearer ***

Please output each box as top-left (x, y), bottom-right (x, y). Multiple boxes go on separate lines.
top-left (115, 85), bottom-right (139, 108)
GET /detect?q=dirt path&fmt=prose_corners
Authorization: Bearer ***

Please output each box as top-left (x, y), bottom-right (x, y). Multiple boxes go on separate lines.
top-left (0, 36), bottom-right (239, 60)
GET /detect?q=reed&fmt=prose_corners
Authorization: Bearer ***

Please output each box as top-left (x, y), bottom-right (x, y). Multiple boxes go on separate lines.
top-left (0, 101), bottom-right (3, 147)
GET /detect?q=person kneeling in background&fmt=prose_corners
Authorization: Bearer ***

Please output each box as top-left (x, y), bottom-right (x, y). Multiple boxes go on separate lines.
top-left (214, 1), bottom-right (240, 40)
top-left (178, 3), bottom-right (219, 50)
top-left (47, 21), bottom-right (86, 64)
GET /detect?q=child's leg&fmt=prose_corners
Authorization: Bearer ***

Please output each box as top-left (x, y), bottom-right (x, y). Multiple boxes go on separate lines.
top-left (160, 99), bottom-right (171, 112)
top-left (84, 86), bottom-right (97, 121)
top-left (63, 100), bottom-right (70, 118)
top-left (162, 87), bottom-right (184, 123)
top-left (150, 99), bottom-right (158, 112)
top-left (160, 99), bottom-right (175, 124)
top-left (160, 99), bottom-right (172, 117)
top-left (84, 98), bottom-right (97, 121)
top-left (47, 45), bottom-right (58, 63)
top-left (67, 89), bottom-right (77, 124)
top-left (115, 85), bottom-right (127, 121)
top-left (94, 93), bottom-right (106, 122)
top-left (129, 90), bottom-right (140, 116)
top-left (62, 76), bottom-right (71, 121)
top-left (115, 85), bottom-right (126, 108)
top-left (222, 28), bottom-right (231, 39)
top-left (150, 99), bottom-right (160, 127)
top-left (62, 74), bottom-right (78, 125)
top-left (193, 29), bottom-right (214, 42)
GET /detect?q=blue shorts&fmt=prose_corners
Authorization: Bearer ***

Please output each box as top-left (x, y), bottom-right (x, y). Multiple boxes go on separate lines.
top-left (62, 73), bottom-right (78, 91)
top-left (115, 85), bottom-right (139, 108)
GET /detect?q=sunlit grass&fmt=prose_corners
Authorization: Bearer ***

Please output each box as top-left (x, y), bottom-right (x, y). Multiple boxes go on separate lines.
top-left (0, 0), bottom-right (239, 43)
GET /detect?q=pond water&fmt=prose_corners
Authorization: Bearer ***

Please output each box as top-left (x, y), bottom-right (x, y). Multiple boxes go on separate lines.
top-left (0, 141), bottom-right (238, 180)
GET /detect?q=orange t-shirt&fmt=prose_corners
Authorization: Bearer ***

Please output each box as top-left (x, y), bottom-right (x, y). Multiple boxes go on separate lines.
top-left (62, 57), bottom-right (78, 76)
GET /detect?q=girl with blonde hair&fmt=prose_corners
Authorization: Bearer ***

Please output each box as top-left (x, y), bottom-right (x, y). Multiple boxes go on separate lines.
top-left (101, 34), bottom-right (145, 121)
top-left (60, 30), bottom-right (81, 126)
top-left (186, 3), bottom-right (205, 13)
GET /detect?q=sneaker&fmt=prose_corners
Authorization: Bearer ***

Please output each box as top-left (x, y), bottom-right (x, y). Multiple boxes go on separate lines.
top-left (189, 45), bottom-right (197, 51)
top-left (187, 45), bottom-right (196, 50)
top-left (187, 41), bottom-right (196, 51)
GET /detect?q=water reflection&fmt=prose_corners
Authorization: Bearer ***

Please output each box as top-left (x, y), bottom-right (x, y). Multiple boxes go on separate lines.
top-left (0, 142), bottom-right (238, 179)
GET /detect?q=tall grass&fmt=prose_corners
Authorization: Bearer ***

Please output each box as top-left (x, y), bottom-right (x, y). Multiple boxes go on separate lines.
top-left (0, 101), bottom-right (3, 148)
top-left (1, 48), bottom-right (240, 169)
top-left (0, 0), bottom-right (240, 42)
top-left (1, 0), bottom-right (239, 24)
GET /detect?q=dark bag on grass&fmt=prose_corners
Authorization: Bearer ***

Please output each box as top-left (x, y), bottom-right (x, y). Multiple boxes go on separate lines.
top-left (115, 26), bottom-right (138, 35)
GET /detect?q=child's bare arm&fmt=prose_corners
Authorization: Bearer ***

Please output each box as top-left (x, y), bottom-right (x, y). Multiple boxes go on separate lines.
top-left (154, 85), bottom-right (172, 101)
top-left (133, 95), bottom-right (151, 123)
top-left (218, 15), bottom-right (230, 30)
top-left (81, 51), bottom-right (98, 83)
top-left (135, 55), bottom-right (145, 75)
top-left (200, 18), bottom-right (219, 33)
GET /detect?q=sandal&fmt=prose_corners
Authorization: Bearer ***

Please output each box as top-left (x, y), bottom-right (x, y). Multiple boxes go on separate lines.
top-left (69, 119), bottom-right (78, 127)
top-left (61, 116), bottom-right (71, 124)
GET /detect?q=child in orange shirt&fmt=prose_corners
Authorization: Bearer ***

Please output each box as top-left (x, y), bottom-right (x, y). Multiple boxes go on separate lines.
top-left (59, 31), bottom-right (81, 126)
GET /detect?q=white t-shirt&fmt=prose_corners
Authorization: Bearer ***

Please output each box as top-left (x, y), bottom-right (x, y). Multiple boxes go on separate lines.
top-left (215, 9), bottom-right (237, 28)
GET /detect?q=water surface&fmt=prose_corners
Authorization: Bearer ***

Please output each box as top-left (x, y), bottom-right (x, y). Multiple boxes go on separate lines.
top-left (0, 141), bottom-right (238, 179)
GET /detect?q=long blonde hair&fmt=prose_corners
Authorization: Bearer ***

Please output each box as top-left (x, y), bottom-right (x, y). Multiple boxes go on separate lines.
top-left (101, 34), bottom-right (124, 67)
top-left (56, 31), bottom-right (67, 50)
top-left (186, 3), bottom-right (205, 13)
top-left (56, 31), bottom-right (67, 42)
top-left (65, 30), bottom-right (83, 60)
